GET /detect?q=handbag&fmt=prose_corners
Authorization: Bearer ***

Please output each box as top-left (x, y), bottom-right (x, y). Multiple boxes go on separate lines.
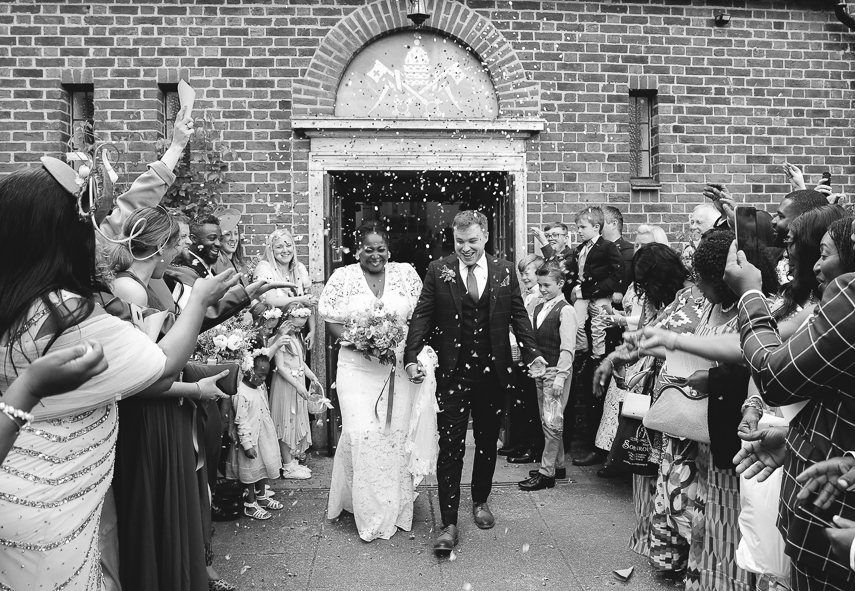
top-left (182, 362), bottom-right (241, 396)
top-left (643, 377), bottom-right (710, 444)
top-left (621, 356), bottom-right (655, 420)
top-left (610, 412), bottom-right (658, 476)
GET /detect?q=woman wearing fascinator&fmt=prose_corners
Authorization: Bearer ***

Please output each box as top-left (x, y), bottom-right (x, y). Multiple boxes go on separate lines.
top-left (0, 153), bottom-right (238, 590)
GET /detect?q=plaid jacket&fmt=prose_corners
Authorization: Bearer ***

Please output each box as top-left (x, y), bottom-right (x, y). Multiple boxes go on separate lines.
top-left (739, 275), bottom-right (855, 585)
top-left (404, 254), bottom-right (541, 389)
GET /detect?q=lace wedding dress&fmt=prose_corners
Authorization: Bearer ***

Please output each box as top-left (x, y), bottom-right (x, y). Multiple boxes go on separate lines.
top-left (318, 262), bottom-right (428, 541)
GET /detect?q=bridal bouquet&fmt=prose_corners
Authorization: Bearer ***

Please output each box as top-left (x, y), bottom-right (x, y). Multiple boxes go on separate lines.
top-left (339, 300), bottom-right (406, 366)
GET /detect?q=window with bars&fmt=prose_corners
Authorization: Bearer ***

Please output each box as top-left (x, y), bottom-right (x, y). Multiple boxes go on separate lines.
top-left (629, 91), bottom-right (656, 181)
top-left (63, 84), bottom-right (95, 151)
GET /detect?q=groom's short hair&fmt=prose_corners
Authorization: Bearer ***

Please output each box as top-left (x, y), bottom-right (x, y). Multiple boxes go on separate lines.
top-left (452, 210), bottom-right (488, 233)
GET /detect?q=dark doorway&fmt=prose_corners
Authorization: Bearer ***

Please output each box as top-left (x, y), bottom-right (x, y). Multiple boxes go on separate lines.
top-left (325, 170), bottom-right (514, 278)
top-left (321, 169), bottom-right (516, 453)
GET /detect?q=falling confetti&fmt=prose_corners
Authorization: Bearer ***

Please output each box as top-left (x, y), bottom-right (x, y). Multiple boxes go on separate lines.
top-left (521, 543), bottom-right (530, 553)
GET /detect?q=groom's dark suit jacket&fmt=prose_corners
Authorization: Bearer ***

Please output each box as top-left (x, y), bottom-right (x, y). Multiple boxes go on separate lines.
top-left (404, 254), bottom-right (541, 389)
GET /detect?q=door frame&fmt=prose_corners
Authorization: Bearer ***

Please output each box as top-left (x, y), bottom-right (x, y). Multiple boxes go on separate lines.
top-left (304, 134), bottom-right (531, 453)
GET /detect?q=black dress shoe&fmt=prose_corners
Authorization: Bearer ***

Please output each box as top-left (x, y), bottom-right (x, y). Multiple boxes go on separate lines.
top-left (507, 450), bottom-right (541, 464)
top-left (518, 473), bottom-right (556, 491)
top-left (433, 524), bottom-right (459, 554)
top-left (472, 502), bottom-right (495, 529)
top-left (572, 450), bottom-right (606, 466)
top-left (597, 463), bottom-right (623, 478)
top-left (530, 467), bottom-right (566, 479)
top-left (498, 444), bottom-right (525, 457)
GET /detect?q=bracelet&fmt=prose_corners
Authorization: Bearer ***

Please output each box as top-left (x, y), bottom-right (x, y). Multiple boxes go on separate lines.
top-left (0, 401), bottom-right (34, 432)
top-left (740, 397), bottom-right (765, 417)
top-left (194, 383), bottom-right (203, 400)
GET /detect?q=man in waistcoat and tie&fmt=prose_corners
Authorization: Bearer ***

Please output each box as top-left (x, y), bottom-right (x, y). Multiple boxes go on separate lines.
top-left (405, 210), bottom-right (546, 555)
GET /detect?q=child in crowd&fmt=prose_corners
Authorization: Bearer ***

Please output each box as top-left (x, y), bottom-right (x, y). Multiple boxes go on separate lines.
top-left (564, 206), bottom-right (625, 361)
top-left (228, 354), bottom-right (284, 521)
top-left (531, 222), bottom-right (572, 264)
top-left (270, 303), bottom-right (322, 480)
top-left (501, 254), bottom-right (546, 463)
top-left (517, 264), bottom-right (577, 490)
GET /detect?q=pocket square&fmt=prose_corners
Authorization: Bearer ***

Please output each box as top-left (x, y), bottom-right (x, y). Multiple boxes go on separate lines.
top-left (500, 275), bottom-right (510, 288)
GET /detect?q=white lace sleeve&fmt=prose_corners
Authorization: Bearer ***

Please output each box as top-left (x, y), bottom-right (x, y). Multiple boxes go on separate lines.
top-left (318, 266), bottom-right (351, 324)
top-left (398, 263), bottom-right (424, 321)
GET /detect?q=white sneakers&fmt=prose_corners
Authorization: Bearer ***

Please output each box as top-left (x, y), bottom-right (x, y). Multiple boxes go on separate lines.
top-left (281, 461), bottom-right (312, 480)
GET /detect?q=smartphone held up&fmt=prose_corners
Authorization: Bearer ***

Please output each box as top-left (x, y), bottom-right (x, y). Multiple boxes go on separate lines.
top-left (734, 206), bottom-right (761, 268)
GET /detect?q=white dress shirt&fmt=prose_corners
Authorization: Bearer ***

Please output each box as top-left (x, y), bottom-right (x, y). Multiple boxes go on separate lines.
top-left (459, 253), bottom-right (488, 299)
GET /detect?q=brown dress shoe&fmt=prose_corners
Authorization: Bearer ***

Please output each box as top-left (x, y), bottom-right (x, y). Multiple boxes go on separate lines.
top-left (433, 524), bottom-right (459, 555)
top-left (472, 502), bottom-right (495, 529)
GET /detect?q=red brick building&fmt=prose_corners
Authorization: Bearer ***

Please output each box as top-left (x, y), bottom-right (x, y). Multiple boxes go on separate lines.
top-left (2, 0), bottom-right (854, 447)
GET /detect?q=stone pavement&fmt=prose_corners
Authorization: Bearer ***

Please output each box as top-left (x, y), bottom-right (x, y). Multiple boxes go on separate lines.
top-left (214, 446), bottom-right (682, 591)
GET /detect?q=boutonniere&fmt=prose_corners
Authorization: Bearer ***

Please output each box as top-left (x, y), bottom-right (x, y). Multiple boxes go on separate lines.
top-left (500, 273), bottom-right (510, 288)
top-left (440, 265), bottom-right (455, 283)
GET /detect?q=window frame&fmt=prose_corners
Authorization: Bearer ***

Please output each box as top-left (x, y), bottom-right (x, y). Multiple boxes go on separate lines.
top-left (628, 89), bottom-right (658, 185)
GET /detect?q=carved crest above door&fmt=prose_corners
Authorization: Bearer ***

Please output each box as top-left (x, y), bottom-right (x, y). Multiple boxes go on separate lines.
top-left (335, 32), bottom-right (499, 119)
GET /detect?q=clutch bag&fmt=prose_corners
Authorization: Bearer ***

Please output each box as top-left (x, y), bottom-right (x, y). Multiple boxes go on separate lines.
top-left (182, 362), bottom-right (241, 396)
top-left (642, 379), bottom-right (710, 443)
top-left (621, 392), bottom-right (651, 420)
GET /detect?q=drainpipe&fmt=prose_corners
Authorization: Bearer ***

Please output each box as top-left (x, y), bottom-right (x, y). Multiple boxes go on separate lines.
top-left (836, 1), bottom-right (855, 30)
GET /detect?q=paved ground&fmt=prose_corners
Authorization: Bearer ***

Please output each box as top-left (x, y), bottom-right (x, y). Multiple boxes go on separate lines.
top-left (214, 443), bottom-right (683, 591)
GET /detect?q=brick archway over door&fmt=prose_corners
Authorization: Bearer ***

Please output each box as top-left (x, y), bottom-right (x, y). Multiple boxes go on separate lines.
top-left (292, 0), bottom-right (539, 118)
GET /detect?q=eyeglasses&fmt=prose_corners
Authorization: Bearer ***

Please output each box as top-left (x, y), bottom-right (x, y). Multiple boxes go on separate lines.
top-left (545, 232), bottom-right (567, 238)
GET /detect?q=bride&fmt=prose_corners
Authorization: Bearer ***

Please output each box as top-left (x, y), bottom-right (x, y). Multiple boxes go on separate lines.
top-left (318, 222), bottom-right (428, 542)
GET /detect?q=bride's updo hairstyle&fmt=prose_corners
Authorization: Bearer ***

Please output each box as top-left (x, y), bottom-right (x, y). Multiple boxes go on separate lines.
top-left (355, 221), bottom-right (390, 251)
top-left (108, 207), bottom-right (180, 273)
top-left (0, 165), bottom-right (99, 355)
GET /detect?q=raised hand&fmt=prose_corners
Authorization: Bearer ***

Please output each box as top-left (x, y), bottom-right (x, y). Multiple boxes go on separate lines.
top-left (723, 241), bottom-right (762, 297)
top-left (733, 425), bottom-right (787, 482)
top-left (245, 280), bottom-right (297, 301)
top-left (796, 456), bottom-right (855, 510)
top-left (782, 162), bottom-right (806, 191)
top-left (192, 269), bottom-right (241, 308)
top-left (703, 183), bottom-right (737, 227)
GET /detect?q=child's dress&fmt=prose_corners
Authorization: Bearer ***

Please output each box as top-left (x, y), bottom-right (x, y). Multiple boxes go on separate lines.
top-left (226, 382), bottom-right (282, 483)
top-left (270, 335), bottom-right (312, 454)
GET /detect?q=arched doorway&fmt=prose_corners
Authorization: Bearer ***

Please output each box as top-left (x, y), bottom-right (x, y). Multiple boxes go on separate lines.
top-left (292, 8), bottom-right (545, 452)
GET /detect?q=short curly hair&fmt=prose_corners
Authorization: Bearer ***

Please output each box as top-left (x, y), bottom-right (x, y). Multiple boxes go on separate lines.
top-left (693, 230), bottom-right (777, 307)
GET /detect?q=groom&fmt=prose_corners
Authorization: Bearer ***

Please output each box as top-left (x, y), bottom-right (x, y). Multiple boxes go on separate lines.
top-left (405, 210), bottom-right (545, 554)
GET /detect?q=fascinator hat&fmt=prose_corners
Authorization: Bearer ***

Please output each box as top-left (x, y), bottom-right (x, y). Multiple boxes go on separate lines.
top-left (40, 146), bottom-right (158, 253)
top-left (214, 207), bottom-right (242, 234)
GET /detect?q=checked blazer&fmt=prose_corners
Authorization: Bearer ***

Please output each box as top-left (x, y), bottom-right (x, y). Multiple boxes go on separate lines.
top-left (404, 254), bottom-right (541, 390)
top-left (739, 274), bottom-right (855, 586)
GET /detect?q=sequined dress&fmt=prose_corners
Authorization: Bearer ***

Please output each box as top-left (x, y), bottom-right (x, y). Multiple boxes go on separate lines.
top-left (0, 292), bottom-right (166, 590)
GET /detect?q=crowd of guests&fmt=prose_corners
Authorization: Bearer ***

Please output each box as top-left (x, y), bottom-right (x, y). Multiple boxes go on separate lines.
top-left (503, 171), bottom-right (855, 590)
top-left (0, 109), bottom-right (329, 591)
top-left (1, 99), bottom-right (854, 591)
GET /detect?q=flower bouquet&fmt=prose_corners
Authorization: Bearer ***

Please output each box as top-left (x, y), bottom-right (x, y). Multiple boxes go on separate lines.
top-left (194, 312), bottom-right (264, 367)
top-left (338, 299), bottom-right (407, 365)
top-left (339, 300), bottom-right (407, 435)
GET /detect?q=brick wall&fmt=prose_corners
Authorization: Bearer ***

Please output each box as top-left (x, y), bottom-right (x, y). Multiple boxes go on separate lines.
top-left (1, 0), bottom-right (854, 254)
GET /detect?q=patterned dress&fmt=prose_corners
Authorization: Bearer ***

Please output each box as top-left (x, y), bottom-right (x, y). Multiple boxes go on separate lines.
top-left (628, 286), bottom-right (705, 558)
top-left (683, 303), bottom-right (753, 591)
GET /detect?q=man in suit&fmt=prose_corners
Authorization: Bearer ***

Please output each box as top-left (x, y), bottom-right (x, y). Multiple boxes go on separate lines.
top-left (531, 222), bottom-right (573, 264)
top-left (601, 206), bottom-right (634, 298)
top-left (405, 211), bottom-right (546, 555)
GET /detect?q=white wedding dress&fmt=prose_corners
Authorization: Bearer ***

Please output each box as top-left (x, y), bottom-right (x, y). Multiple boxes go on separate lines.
top-left (319, 262), bottom-right (428, 541)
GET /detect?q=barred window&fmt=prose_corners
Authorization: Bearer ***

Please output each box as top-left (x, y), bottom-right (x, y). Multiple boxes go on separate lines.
top-left (160, 84), bottom-right (181, 139)
top-left (629, 91), bottom-right (656, 180)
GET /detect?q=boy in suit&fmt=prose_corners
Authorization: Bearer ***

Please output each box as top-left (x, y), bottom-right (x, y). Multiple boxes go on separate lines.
top-left (564, 207), bottom-right (625, 361)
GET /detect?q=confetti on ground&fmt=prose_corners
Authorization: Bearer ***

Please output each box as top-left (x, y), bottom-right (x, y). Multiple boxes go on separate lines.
top-left (521, 543), bottom-right (530, 553)
top-left (240, 565), bottom-right (251, 575)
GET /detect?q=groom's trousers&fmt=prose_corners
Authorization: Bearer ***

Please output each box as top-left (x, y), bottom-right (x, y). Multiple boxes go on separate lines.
top-left (436, 355), bottom-right (504, 527)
